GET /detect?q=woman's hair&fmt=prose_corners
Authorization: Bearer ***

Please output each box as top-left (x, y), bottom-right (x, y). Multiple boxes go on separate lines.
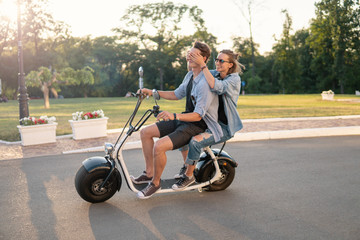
top-left (193, 41), bottom-right (211, 63)
top-left (220, 49), bottom-right (245, 75)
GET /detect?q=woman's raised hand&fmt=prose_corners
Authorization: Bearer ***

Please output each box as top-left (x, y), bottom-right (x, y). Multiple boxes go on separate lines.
top-left (189, 52), bottom-right (205, 66)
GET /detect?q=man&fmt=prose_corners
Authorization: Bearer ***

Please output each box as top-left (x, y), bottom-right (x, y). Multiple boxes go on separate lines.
top-left (131, 41), bottom-right (223, 199)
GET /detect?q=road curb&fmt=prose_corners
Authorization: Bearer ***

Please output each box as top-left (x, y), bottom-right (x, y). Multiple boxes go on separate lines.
top-left (2, 115), bottom-right (360, 145)
top-left (62, 140), bottom-right (142, 154)
top-left (229, 126), bottom-right (360, 142)
top-left (63, 126), bottom-right (360, 154)
top-left (241, 115), bottom-right (360, 123)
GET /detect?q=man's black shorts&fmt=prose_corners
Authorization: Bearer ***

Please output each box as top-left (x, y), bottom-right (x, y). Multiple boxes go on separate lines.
top-left (156, 120), bottom-right (206, 150)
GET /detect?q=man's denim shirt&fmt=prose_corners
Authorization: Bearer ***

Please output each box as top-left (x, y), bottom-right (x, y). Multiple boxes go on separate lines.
top-left (210, 70), bottom-right (243, 137)
top-left (174, 71), bottom-right (223, 142)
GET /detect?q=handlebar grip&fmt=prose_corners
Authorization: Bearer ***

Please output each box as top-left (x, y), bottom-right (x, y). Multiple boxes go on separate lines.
top-left (154, 109), bottom-right (162, 117)
top-left (135, 91), bottom-right (147, 98)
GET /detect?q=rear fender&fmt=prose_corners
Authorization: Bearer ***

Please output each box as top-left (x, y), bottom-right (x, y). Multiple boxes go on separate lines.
top-left (194, 149), bottom-right (237, 182)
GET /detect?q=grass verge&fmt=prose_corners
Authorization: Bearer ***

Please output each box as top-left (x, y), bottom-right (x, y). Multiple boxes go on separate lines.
top-left (1, 94), bottom-right (359, 142)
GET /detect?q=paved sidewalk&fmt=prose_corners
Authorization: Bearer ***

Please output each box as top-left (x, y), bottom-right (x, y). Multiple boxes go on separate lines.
top-left (1, 115), bottom-right (360, 161)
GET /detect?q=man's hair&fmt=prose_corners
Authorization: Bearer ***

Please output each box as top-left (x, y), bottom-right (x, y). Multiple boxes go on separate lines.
top-left (193, 41), bottom-right (211, 63)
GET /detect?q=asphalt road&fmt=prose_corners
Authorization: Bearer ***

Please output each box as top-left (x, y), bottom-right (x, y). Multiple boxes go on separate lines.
top-left (0, 136), bottom-right (359, 240)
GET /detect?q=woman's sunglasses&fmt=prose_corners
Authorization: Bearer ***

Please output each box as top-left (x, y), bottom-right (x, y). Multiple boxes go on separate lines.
top-left (215, 58), bottom-right (230, 64)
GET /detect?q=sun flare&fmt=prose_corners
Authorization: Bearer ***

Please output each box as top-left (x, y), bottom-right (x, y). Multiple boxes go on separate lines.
top-left (0, 0), bottom-right (18, 22)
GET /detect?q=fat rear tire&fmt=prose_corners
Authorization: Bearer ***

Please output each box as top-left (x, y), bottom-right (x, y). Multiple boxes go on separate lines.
top-left (200, 159), bottom-right (235, 191)
top-left (75, 166), bottom-right (119, 203)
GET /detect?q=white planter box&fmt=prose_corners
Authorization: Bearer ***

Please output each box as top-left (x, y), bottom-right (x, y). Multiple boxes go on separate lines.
top-left (69, 117), bottom-right (108, 140)
top-left (321, 93), bottom-right (334, 100)
top-left (17, 123), bottom-right (58, 146)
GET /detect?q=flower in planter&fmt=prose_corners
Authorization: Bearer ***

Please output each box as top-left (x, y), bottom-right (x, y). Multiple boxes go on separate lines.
top-left (19, 116), bottom-right (56, 126)
top-left (72, 109), bottom-right (105, 121)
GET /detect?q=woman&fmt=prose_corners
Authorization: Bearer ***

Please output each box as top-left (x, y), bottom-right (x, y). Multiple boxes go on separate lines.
top-left (172, 49), bottom-right (244, 190)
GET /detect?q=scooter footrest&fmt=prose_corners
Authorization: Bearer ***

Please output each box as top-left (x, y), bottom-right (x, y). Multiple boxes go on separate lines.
top-left (133, 183), bottom-right (149, 191)
top-left (133, 178), bottom-right (179, 191)
top-left (160, 178), bottom-right (178, 189)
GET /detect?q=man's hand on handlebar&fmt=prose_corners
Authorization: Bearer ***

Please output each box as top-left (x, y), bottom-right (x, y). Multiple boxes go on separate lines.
top-left (137, 88), bottom-right (152, 97)
top-left (156, 111), bottom-right (175, 122)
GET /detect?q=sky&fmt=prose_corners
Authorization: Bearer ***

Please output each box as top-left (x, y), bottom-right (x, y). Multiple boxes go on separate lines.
top-left (1, 0), bottom-right (317, 54)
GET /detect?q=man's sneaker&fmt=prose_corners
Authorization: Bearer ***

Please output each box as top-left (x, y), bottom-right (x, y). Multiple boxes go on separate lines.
top-left (137, 182), bottom-right (161, 199)
top-left (174, 164), bottom-right (187, 179)
top-left (172, 175), bottom-right (195, 190)
top-left (130, 171), bottom-right (152, 184)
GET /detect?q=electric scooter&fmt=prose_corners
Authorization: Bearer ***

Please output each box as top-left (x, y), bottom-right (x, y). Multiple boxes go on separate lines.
top-left (74, 90), bottom-right (238, 203)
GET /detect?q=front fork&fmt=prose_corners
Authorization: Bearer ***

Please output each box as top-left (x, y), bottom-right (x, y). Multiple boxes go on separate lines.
top-left (99, 157), bottom-right (116, 190)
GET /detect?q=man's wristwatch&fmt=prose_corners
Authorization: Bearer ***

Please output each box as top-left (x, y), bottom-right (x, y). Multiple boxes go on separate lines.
top-left (173, 113), bottom-right (179, 120)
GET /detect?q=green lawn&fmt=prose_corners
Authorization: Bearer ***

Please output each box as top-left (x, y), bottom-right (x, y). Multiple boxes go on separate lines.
top-left (1, 94), bottom-right (359, 142)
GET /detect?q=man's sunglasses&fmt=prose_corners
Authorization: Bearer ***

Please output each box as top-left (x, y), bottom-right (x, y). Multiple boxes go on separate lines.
top-left (215, 58), bottom-right (230, 64)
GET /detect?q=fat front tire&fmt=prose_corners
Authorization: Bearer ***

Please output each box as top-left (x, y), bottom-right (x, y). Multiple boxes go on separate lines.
top-left (200, 159), bottom-right (236, 191)
top-left (75, 166), bottom-right (119, 203)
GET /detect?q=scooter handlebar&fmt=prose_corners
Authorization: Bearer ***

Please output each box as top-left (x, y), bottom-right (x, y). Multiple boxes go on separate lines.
top-left (134, 91), bottom-right (148, 99)
top-left (153, 105), bottom-right (162, 117)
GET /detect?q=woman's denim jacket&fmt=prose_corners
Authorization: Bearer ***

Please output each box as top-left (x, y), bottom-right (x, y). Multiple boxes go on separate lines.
top-left (210, 70), bottom-right (243, 136)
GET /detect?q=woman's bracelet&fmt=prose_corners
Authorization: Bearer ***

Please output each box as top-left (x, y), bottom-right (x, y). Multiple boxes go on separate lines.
top-left (201, 65), bottom-right (207, 71)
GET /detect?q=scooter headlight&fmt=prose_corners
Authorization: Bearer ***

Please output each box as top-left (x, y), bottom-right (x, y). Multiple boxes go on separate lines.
top-left (104, 143), bottom-right (114, 155)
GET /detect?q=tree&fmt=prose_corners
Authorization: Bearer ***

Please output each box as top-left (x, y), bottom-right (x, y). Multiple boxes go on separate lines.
top-left (22, 0), bottom-right (55, 64)
top-left (61, 66), bottom-right (95, 98)
top-left (293, 29), bottom-right (316, 93)
top-left (0, 15), bottom-right (15, 57)
top-left (114, 2), bottom-right (216, 90)
top-left (233, 0), bottom-right (264, 79)
top-left (26, 66), bottom-right (94, 108)
top-left (232, 36), bottom-right (262, 93)
top-left (0, 0), bottom-right (72, 100)
top-left (26, 66), bottom-right (57, 108)
top-left (308, 0), bottom-right (360, 93)
top-left (272, 10), bottom-right (301, 93)
top-left (90, 36), bottom-right (121, 97)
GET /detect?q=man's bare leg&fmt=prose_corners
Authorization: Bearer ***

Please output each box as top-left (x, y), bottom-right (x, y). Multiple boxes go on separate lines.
top-left (140, 124), bottom-right (160, 177)
top-left (151, 136), bottom-right (173, 186)
top-left (180, 149), bottom-right (188, 162)
top-left (185, 165), bottom-right (195, 177)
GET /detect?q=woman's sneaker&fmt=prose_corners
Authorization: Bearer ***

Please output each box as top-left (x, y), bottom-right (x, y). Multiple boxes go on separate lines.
top-left (137, 182), bottom-right (161, 199)
top-left (174, 164), bottom-right (187, 179)
top-left (130, 171), bottom-right (152, 184)
top-left (172, 175), bottom-right (195, 190)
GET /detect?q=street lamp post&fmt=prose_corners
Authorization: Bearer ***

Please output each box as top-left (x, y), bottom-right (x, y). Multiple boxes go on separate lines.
top-left (138, 66), bottom-right (144, 89)
top-left (17, 0), bottom-right (29, 120)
